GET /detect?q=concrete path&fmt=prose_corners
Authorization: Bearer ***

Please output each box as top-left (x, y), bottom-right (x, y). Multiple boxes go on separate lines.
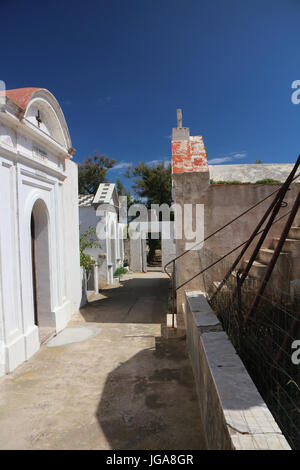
top-left (0, 271), bottom-right (207, 450)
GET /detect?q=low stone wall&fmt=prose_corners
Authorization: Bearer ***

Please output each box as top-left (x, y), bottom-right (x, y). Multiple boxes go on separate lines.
top-left (184, 291), bottom-right (291, 450)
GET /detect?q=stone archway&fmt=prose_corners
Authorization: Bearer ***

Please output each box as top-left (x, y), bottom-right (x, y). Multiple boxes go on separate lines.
top-left (30, 199), bottom-right (54, 342)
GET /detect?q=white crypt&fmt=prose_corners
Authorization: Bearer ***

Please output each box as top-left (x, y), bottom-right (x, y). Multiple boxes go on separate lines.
top-left (0, 87), bottom-right (81, 376)
top-left (79, 183), bottom-right (125, 287)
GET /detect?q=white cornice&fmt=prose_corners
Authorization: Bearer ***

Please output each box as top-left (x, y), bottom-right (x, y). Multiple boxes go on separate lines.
top-left (0, 108), bottom-right (71, 160)
top-left (0, 144), bottom-right (67, 181)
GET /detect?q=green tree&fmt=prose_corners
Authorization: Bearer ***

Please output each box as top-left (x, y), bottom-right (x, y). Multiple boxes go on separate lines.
top-left (80, 226), bottom-right (101, 272)
top-left (255, 159), bottom-right (262, 164)
top-left (116, 177), bottom-right (132, 207)
top-left (126, 161), bottom-right (172, 264)
top-left (127, 161), bottom-right (172, 207)
top-left (78, 152), bottom-right (116, 195)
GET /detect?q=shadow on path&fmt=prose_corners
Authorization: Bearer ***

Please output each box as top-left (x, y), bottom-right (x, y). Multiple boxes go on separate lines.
top-left (80, 275), bottom-right (170, 324)
top-left (96, 336), bottom-right (208, 450)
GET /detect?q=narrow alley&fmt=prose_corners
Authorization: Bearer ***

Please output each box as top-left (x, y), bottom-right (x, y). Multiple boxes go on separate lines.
top-left (0, 271), bottom-right (207, 450)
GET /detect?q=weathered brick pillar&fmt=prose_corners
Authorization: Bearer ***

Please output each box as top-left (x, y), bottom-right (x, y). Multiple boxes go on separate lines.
top-left (171, 111), bottom-right (210, 327)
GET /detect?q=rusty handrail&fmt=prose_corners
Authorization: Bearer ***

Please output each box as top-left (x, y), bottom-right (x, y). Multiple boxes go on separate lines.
top-left (176, 209), bottom-right (293, 291)
top-left (164, 169), bottom-right (300, 279)
top-left (164, 158), bottom-right (300, 320)
top-left (244, 189), bottom-right (300, 325)
top-left (211, 156), bottom-right (300, 300)
top-left (239, 156), bottom-right (300, 286)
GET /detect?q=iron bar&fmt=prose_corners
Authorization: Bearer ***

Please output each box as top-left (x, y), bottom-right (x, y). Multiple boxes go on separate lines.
top-left (172, 260), bottom-right (176, 327)
top-left (163, 159), bottom-right (300, 325)
top-left (163, 170), bottom-right (300, 279)
top-left (244, 190), bottom-right (300, 325)
top-left (236, 269), bottom-right (243, 323)
top-left (239, 156), bottom-right (300, 285)
top-left (211, 158), bottom-right (300, 301)
top-left (176, 209), bottom-right (292, 291)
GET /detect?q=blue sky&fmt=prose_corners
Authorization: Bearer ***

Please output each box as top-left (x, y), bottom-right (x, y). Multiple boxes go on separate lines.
top-left (1, 0), bottom-right (300, 188)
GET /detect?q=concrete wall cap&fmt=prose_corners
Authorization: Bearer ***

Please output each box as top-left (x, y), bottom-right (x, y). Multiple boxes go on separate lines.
top-left (186, 291), bottom-right (220, 327)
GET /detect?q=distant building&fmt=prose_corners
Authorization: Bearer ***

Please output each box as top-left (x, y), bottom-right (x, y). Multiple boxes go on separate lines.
top-left (79, 183), bottom-right (125, 287)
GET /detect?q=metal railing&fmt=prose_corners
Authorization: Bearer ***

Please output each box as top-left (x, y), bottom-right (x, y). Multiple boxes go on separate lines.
top-left (163, 155), bottom-right (300, 449)
top-left (206, 249), bottom-right (300, 449)
top-left (164, 156), bottom-right (300, 327)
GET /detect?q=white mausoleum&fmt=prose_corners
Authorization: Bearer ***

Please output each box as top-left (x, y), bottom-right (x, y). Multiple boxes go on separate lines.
top-left (79, 183), bottom-right (125, 286)
top-left (0, 87), bottom-right (81, 376)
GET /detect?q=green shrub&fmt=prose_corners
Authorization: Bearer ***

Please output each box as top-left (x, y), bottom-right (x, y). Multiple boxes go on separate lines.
top-left (113, 267), bottom-right (128, 278)
top-left (80, 226), bottom-right (100, 272)
top-left (210, 179), bottom-right (248, 185)
top-left (210, 179), bottom-right (281, 185)
top-left (254, 178), bottom-right (280, 184)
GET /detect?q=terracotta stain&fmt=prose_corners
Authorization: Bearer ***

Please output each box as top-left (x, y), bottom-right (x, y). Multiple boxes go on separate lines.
top-left (0, 87), bottom-right (41, 110)
top-left (172, 135), bottom-right (208, 174)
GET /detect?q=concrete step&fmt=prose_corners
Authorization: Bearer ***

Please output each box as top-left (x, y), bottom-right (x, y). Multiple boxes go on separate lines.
top-left (161, 313), bottom-right (186, 338)
top-left (257, 247), bottom-right (289, 265)
top-left (242, 259), bottom-right (268, 279)
top-left (288, 226), bottom-right (300, 240)
top-left (272, 237), bottom-right (300, 254)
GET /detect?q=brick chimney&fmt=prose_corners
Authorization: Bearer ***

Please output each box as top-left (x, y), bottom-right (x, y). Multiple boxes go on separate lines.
top-left (171, 109), bottom-right (208, 173)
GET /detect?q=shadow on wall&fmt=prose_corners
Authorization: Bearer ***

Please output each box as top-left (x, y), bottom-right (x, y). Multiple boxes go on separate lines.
top-left (79, 276), bottom-right (170, 324)
top-left (80, 268), bottom-right (88, 308)
top-left (95, 336), bottom-right (208, 450)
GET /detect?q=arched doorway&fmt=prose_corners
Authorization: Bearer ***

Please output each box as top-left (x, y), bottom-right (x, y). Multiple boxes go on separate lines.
top-left (30, 200), bottom-right (54, 342)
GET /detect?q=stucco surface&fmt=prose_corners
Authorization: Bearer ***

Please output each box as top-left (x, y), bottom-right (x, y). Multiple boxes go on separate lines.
top-left (208, 163), bottom-right (295, 183)
top-left (0, 88), bottom-right (81, 376)
top-left (173, 168), bottom-right (300, 306)
top-left (0, 272), bottom-right (207, 450)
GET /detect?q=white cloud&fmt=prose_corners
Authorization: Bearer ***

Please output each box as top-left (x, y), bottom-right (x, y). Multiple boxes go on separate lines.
top-left (109, 161), bottom-right (131, 171)
top-left (147, 159), bottom-right (171, 167)
top-left (208, 157), bottom-right (233, 164)
top-left (208, 152), bottom-right (247, 165)
top-left (230, 152), bottom-right (246, 159)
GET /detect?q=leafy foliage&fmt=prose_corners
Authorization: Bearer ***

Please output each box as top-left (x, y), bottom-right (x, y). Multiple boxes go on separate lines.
top-left (126, 161), bottom-right (172, 207)
top-left (210, 179), bottom-right (280, 185)
top-left (116, 177), bottom-right (132, 207)
top-left (80, 226), bottom-right (100, 272)
top-left (255, 178), bottom-right (280, 184)
top-left (210, 179), bottom-right (247, 185)
top-left (78, 152), bottom-right (116, 195)
top-left (113, 266), bottom-right (128, 278)
top-left (126, 161), bottom-right (172, 263)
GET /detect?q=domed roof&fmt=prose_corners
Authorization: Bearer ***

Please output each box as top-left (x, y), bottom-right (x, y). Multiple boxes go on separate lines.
top-left (0, 87), bottom-right (73, 153)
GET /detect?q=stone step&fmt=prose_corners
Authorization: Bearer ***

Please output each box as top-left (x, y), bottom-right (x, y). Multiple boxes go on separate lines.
top-left (161, 313), bottom-right (186, 338)
top-left (272, 237), bottom-right (300, 254)
top-left (242, 259), bottom-right (268, 279)
top-left (288, 226), bottom-right (300, 240)
top-left (257, 247), bottom-right (289, 265)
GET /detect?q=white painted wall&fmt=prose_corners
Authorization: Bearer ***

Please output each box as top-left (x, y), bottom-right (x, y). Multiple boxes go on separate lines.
top-left (79, 203), bottom-right (125, 287)
top-left (208, 163), bottom-right (295, 183)
top-left (0, 90), bottom-right (81, 376)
